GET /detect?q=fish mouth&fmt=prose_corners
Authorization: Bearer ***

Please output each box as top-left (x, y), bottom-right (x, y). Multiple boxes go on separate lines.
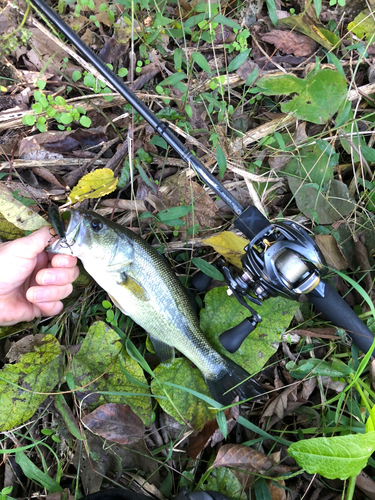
top-left (46, 209), bottom-right (83, 252)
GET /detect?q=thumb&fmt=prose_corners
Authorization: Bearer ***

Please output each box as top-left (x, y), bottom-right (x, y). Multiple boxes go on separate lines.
top-left (0, 226), bottom-right (52, 260)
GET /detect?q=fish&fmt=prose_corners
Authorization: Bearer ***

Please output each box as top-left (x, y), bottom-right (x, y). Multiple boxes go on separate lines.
top-left (47, 209), bottom-right (266, 405)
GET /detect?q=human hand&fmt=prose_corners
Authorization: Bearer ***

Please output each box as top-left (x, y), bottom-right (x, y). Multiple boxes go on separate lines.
top-left (0, 227), bottom-right (79, 326)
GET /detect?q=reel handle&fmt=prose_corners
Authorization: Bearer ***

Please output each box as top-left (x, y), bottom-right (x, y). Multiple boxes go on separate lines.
top-left (219, 318), bottom-right (258, 353)
top-left (308, 281), bottom-right (375, 356)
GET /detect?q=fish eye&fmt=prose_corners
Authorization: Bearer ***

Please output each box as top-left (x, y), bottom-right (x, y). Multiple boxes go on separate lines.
top-left (91, 220), bottom-right (103, 232)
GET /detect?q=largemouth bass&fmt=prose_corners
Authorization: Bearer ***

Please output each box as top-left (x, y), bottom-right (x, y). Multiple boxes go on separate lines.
top-left (48, 209), bottom-right (265, 404)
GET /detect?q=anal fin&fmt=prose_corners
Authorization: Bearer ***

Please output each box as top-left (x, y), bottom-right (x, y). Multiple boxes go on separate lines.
top-left (149, 334), bottom-right (175, 363)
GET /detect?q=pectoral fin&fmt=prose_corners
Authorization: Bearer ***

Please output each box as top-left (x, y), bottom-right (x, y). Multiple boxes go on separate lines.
top-left (149, 334), bottom-right (175, 363)
top-left (120, 274), bottom-right (149, 301)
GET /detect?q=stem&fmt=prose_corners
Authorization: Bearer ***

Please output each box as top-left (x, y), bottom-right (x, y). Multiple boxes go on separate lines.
top-left (357, 377), bottom-right (375, 402)
top-left (346, 475), bottom-right (356, 500)
top-left (353, 381), bottom-right (375, 428)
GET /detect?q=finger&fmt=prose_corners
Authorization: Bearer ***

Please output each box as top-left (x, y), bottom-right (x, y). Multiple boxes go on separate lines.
top-left (50, 254), bottom-right (78, 268)
top-left (0, 226), bottom-right (52, 261)
top-left (36, 301), bottom-right (64, 318)
top-left (35, 266), bottom-right (80, 286)
top-left (26, 284), bottom-right (73, 304)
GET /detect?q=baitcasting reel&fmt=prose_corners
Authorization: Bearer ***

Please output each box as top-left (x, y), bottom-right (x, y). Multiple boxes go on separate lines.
top-left (216, 206), bottom-right (327, 353)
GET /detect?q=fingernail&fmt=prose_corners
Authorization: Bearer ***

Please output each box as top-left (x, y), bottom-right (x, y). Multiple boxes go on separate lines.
top-left (59, 257), bottom-right (70, 267)
top-left (42, 271), bottom-right (55, 285)
top-left (34, 288), bottom-right (45, 302)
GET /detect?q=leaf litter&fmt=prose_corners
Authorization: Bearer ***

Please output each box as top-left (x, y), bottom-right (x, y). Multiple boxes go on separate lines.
top-left (1, 0), bottom-right (375, 498)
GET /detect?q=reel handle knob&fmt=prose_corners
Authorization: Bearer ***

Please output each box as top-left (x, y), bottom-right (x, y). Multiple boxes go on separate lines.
top-left (219, 318), bottom-right (257, 353)
top-left (191, 272), bottom-right (213, 292)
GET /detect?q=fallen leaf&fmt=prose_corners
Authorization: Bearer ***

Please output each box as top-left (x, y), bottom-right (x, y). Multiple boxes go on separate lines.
top-left (0, 211), bottom-right (25, 240)
top-left (0, 335), bottom-right (63, 431)
top-left (213, 444), bottom-right (293, 476)
top-left (278, 13), bottom-right (337, 50)
top-left (203, 467), bottom-right (247, 500)
top-left (204, 231), bottom-right (248, 269)
top-left (201, 288), bottom-right (299, 375)
top-left (82, 404), bottom-right (145, 444)
top-left (348, 10), bottom-right (375, 40)
top-left (5, 334), bottom-right (46, 363)
top-left (68, 168), bottom-right (118, 203)
top-left (72, 321), bottom-right (151, 424)
top-left (315, 234), bottom-right (348, 270)
top-left (258, 69), bottom-right (347, 125)
top-left (258, 30), bottom-right (317, 57)
top-left (0, 184), bottom-right (48, 231)
top-left (150, 358), bottom-right (216, 431)
top-left (161, 175), bottom-right (219, 238)
top-left (187, 405), bottom-right (239, 458)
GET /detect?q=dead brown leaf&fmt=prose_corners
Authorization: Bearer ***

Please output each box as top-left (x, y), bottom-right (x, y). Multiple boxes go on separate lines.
top-left (161, 174), bottom-right (220, 238)
top-left (315, 234), bottom-right (348, 270)
top-left (213, 444), bottom-right (294, 476)
top-left (235, 59), bottom-right (259, 82)
top-left (82, 403), bottom-right (145, 444)
top-left (187, 404), bottom-right (239, 459)
top-left (5, 334), bottom-right (46, 363)
top-left (258, 30), bottom-right (317, 57)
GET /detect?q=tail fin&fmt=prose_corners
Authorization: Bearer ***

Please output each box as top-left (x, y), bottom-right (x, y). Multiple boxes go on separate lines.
top-left (205, 356), bottom-right (266, 405)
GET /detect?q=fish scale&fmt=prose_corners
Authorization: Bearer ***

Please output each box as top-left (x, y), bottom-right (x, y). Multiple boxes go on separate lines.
top-left (48, 209), bottom-right (266, 404)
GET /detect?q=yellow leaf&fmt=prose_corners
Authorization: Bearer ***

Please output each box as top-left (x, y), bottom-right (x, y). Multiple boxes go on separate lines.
top-left (204, 231), bottom-right (249, 269)
top-left (68, 168), bottom-right (118, 204)
top-left (0, 185), bottom-right (48, 231)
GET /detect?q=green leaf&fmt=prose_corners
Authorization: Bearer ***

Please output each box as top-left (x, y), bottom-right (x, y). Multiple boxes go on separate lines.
top-left (200, 288), bottom-right (299, 374)
top-left (348, 10), bottom-right (375, 40)
top-left (203, 467), bottom-right (247, 500)
top-left (22, 114), bottom-right (36, 126)
top-left (288, 432), bottom-right (375, 480)
top-left (83, 73), bottom-right (96, 88)
top-left (36, 79), bottom-right (46, 90)
top-left (286, 359), bottom-right (354, 380)
top-left (150, 358), bottom-right (216, 431)
top-left (191, 52), bottom-right (211, 73)
top-left (191, 257), bottom-right (224, 281)
top-left (15, 451), bottom-right (63, 492)
top-left (216, 410), bottom-right (228, 439)
top-left (59, 112), bottom-right (73, 125)
top-left (216, 145), bottom-right (227, 179)
top-left (54, 394), bottom-right (83, 441)
top-left (117, 67), bottom-right (128, 77)
top-left (160, 72), bottom-right (187, 86)
top-left (72, 70), bottom-right (82, 82)
top-left (288, 177), bottom-right (355, 224)
top-left (79, 115), bottom-right (91, 128)
top-left (227, 48), bottom-right (251, 72)
top-left (72, 321), bottom-right (151, 424)
top-left (0, 185), bottom-right (48, 231)
top-left (12, 190), bottom-right (35, 207)
top-left (214, 14), bottom-right (240, 30)
top-left (360, 145), bottom-right (375, 163)
top-left (253, 478), bottom-right (272, 500)
top-left (257, 69), bottom-right (347, 124)
top-left (185, 104), bottom-right (193, 118)
top-left (0, 335), bottom-right (63, 431)
top-left (313, 0), bottom-right (322, 17)
top-left (265, 0), bottom-right (278, 27)
top-left (157, 205), bottom-right (193, 222)
top-left (283, 143), bottom-right (335, 185)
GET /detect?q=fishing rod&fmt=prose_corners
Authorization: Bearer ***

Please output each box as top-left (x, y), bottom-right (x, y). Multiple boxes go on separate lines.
top-left (29, 0), bottom-right (375, 356)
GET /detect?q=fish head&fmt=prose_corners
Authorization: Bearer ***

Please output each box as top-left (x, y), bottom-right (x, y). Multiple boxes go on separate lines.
top-left (47, 209), bottom-right (126, 264)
